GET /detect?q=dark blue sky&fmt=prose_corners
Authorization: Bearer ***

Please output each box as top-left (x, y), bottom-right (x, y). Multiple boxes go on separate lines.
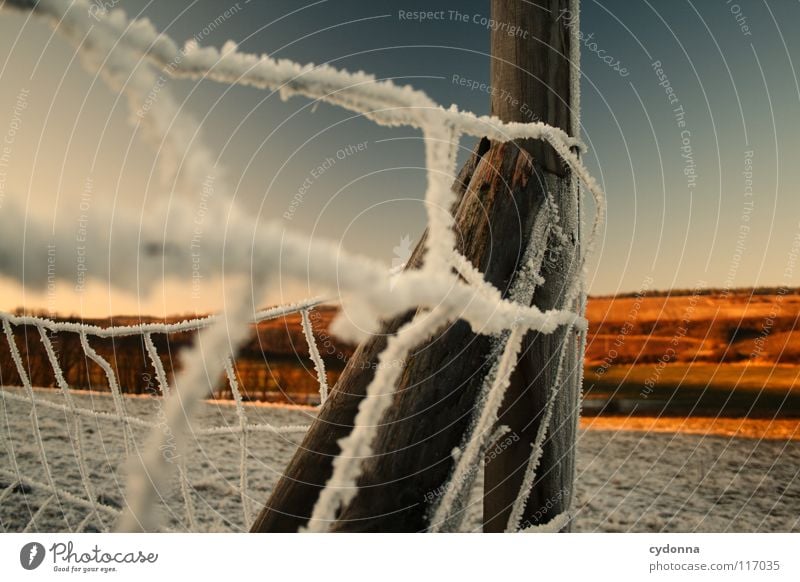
top-left (1, 0), bottom-right (798, 315)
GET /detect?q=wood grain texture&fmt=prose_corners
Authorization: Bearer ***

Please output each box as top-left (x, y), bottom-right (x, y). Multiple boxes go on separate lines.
top-left (330, 142), bottom-right (550, 531)
top-left (483, 0), bottom-right (580, 532)
top-left (490, 0), bottom-right (572, 175)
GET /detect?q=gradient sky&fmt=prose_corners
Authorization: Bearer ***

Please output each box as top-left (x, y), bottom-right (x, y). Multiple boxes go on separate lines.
top-left (0, 0), bottom-right (798, 316)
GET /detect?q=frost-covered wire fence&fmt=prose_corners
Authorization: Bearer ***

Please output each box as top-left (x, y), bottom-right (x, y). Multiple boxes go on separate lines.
top-left (1, 0), bottom-right (601, 532)
top-left (0, 299), bottom-right (326, 533)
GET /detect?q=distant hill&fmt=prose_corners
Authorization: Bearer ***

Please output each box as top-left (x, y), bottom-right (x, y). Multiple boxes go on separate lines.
top-left (4, 287), bottom-right (797, 407)
top-left (591, 286), bottom-right (800, 299)
top-left (585, 290), bottom-right (800, 366)
top-left (1, 306), bottom-right (351, 405)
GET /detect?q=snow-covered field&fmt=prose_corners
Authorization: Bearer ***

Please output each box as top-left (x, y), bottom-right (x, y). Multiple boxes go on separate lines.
top-left (1, 388), bottom-right (798, 533)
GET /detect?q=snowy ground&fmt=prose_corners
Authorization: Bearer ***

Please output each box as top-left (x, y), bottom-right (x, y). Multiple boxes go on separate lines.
top-left (1, 388), bottom-right (798, 533)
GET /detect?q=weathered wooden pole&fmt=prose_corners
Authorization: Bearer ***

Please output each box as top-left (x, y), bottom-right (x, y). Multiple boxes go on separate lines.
top-left (251, 138), bottom-right (549, 532)
top-left (251, 0), bottom-right (580, 533)
top-left (482, 0), bottom-right (580, 532)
